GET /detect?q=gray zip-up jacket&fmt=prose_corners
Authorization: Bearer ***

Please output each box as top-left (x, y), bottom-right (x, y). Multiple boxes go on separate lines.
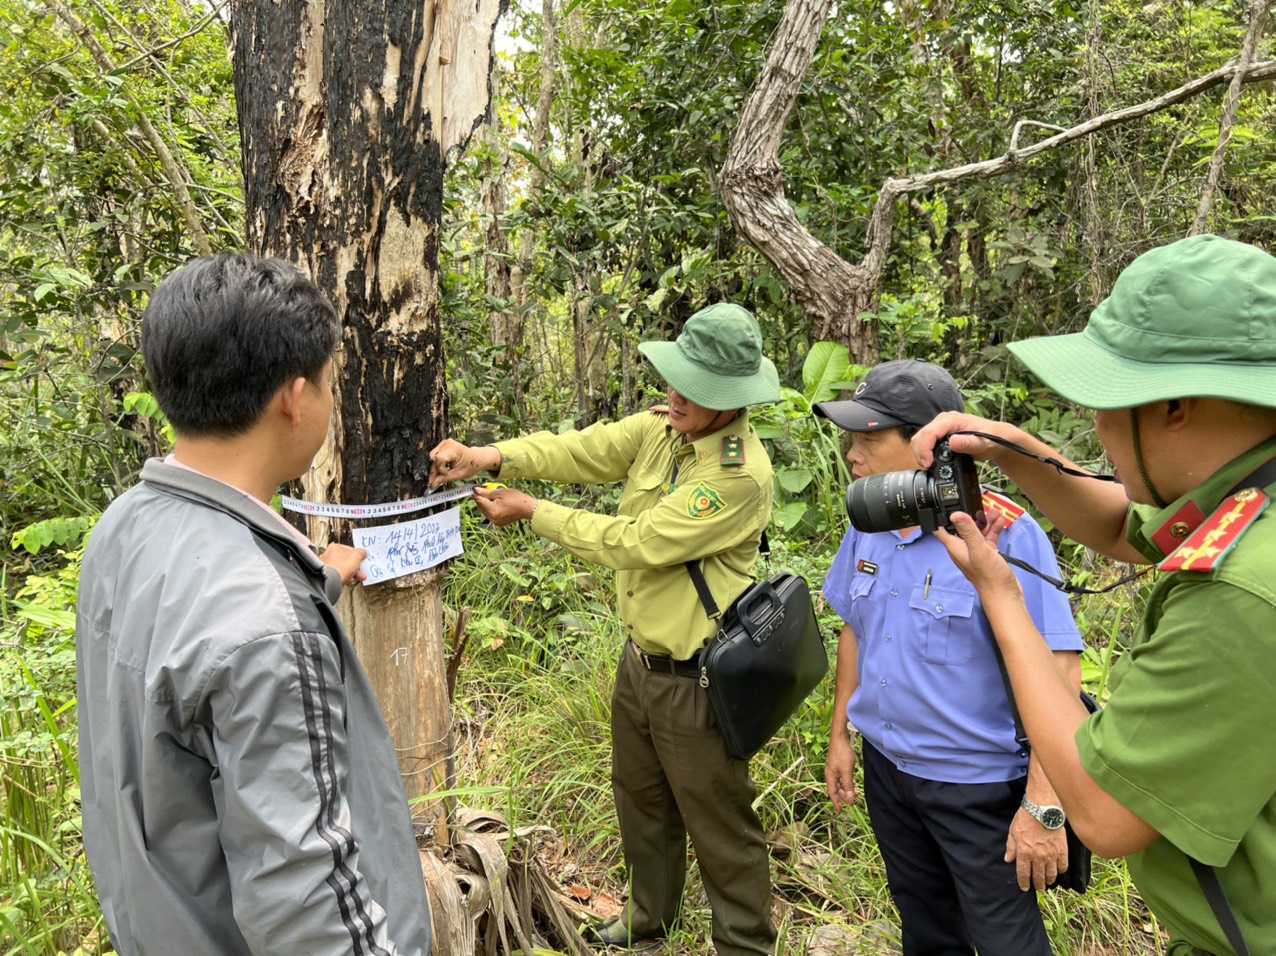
top-left (77, 460), bottom-right (433, 955)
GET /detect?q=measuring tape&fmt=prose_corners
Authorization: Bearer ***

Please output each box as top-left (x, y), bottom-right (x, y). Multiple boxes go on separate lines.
top-left (280, 483), bottom-right (502, 519)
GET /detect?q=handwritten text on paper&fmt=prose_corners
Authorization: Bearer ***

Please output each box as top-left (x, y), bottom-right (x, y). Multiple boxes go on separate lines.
top-left (352, 507), bottom-right (463, 585)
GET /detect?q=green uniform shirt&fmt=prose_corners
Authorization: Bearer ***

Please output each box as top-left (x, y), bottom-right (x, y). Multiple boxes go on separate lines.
top-left (494, 408), bottom-right (774, 660)
top-left (1077, 435), bottom-right (1276, 956)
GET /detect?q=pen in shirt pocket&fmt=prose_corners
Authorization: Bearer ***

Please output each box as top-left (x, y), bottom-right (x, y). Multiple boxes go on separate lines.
top-left (924, 568), bottom-right (931, 599)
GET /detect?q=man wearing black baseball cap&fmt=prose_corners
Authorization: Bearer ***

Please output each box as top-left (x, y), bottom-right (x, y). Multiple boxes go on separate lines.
top-left (815, 360), bottom-right (1084, 956)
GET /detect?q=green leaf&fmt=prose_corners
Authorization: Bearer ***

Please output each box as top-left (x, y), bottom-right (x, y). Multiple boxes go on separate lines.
top-left (771, 501), bottom-right (808, 530)
top-left (801, 342), bottom-right (857, 405)
top-left (11, 515), bottom-right (95, 554)
top-left (776, 466), bottom-right (813, 494)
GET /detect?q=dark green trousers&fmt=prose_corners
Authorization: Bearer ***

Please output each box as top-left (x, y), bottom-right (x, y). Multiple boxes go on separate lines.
top-left (610, 645), bottom-right (776, 956)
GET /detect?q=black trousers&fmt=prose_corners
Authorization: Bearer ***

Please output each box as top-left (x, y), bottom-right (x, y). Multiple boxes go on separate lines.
top-left (862, 740), bottom-right (1053, 956)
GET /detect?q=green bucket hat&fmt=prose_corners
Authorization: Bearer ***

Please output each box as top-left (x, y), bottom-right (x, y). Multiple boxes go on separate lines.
top-left (638, 303), bottom-right (781, 409)
top-left (1008, 234), bottom-right (1276, 410)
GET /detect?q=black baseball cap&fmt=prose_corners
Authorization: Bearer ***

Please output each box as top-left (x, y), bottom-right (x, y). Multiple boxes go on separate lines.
top-left (814, 359), bottom-right (964, 432)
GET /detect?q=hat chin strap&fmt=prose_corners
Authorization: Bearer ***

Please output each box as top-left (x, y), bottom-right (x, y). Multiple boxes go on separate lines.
top-left (688, 408), bottom-right (740, 442)
top-left (1131, 406), bottom-right (1169, 509)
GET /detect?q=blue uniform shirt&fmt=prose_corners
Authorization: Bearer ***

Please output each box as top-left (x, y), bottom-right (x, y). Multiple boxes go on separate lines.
top-left (823, 502), bottom-right (1084, 784)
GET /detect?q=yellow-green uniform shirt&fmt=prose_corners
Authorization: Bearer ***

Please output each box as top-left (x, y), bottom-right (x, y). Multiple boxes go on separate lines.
top-left (1077, 435), bottom-right (1276, 956)
top-left (494, 408), bottom-right (774, 660)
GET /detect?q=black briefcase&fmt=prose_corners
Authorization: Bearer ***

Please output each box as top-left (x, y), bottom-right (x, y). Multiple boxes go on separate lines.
top-left (687, 557), bottom-right (828, 761)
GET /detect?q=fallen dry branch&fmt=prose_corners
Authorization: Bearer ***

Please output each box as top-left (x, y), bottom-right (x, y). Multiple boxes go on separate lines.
top-left (422, 806), bottom-right (593, 956)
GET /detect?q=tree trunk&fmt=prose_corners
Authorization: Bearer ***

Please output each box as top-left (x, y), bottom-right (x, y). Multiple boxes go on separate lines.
top-left (230, 0), bottom-right (503, 835)
top-left (720, 0), bottom-right (880, 362)
top-left (1190, 0), bottom-right (1271, 234)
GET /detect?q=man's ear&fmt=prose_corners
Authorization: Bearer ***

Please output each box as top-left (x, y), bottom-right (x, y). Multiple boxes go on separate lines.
top-left (1163, 398), bottom-right (1192, 431)
top-left (277, 376), bottom-right (308, 427)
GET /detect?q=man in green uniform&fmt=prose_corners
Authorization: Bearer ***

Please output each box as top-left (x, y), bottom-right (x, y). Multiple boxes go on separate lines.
top-left (912, 234), bottom-right (1276, 955)
top-left (429, 303), bottom-right (781, 955)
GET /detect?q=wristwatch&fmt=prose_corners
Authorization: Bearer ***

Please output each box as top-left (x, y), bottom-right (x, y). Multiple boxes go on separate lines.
top-left (1020, 795), bottom-right (1066, 830)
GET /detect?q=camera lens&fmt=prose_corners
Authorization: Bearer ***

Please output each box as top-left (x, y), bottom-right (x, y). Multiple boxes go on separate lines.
top-left (847, 470), bottom-right (938, 533)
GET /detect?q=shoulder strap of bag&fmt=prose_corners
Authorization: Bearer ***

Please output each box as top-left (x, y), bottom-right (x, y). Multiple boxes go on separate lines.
top-left (988, 638), bottom-right (1031, 752)
top-left (686, 530), bottom-right (770, 623)
top-left (1189, 857), bottom-right (1252, 956)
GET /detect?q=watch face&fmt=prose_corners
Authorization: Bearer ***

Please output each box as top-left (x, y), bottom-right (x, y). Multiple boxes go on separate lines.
top-left (1040, 806), bottom-right (1066, 829)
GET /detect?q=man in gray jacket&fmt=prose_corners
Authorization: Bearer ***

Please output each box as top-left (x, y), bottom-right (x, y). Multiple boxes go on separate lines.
top-left (76, 254), bottom-right (433, 955)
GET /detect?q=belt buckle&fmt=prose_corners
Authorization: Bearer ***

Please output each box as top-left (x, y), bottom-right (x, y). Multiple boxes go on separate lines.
top-left (632, 643), bottom-right (654, 670)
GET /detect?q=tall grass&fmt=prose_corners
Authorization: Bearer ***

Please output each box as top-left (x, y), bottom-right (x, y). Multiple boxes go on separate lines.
top-left (0, 561), bottom-right (108, 956)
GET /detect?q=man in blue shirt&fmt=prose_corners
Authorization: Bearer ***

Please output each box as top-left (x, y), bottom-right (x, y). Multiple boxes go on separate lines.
top-left (817, 360), bottom-right (1084, 956)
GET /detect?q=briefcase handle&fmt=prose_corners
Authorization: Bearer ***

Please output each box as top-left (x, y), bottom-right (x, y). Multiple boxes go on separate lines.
top-left (735, 580), bottom-right (787, 646)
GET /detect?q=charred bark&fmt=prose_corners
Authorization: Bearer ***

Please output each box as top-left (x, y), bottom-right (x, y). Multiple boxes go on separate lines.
top-left (230, 0), bottom-right (503, 831)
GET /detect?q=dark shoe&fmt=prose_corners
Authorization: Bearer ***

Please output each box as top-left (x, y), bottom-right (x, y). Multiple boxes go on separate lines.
top-left (582, 920), bottom-right (662, 951)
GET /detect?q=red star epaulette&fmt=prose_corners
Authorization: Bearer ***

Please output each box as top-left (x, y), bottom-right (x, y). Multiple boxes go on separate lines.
top-left (981, 489), bottom-right (1025, 528)
top-left (1159, 488), bottom-right (1269, 573)
top-left (720, 434), bottom-right (746, 467)
top-left (650, 404), bottom-right (670, 415)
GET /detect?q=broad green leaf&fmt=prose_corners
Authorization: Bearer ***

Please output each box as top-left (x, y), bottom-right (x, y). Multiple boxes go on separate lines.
top-left (771, 501), bottom-right (808, 530)
top-left (776, 466), bottom-right (813, 494)
top-left (802, 342), bottom-right (856, 405)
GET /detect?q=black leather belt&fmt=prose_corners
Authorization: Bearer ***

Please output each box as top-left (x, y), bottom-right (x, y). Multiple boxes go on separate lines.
top-left (630, 641), bottom-right (702, 679)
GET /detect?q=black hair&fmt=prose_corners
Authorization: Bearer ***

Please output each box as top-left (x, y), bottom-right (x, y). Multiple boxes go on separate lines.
top-left (898, 423), bottom-right (921, 442)
top-left (142, 253), bottom-right (340, 436)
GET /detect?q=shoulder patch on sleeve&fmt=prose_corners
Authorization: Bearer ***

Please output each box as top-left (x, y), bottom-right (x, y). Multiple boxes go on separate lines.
top-left (650, 404), bottom-right (670, 415)
top-left (1160, 488), bottom-right (1269, 573)
top-left (720, 434), bottom-right (746, 466)
top-left (981, 489), bottom-right (1026, 528)
top-left (687, 483), bottom-right (728, 519)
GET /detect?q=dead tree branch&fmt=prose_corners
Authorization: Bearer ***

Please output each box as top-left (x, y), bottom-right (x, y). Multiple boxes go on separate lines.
top-left (1191, 0), bottom-right (1271, 234)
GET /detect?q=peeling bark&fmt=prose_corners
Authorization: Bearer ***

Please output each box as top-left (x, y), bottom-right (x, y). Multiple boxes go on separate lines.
top-left (230, 0), bottom-right (504, 830)
top-left (720, 0), bottom-right (879, 360)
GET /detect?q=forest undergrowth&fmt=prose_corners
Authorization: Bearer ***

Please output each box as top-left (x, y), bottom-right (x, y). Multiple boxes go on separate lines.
top-left (446, 509), bottom-right (1170, 956)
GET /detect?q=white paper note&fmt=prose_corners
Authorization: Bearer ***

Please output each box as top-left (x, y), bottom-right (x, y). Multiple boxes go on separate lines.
top-left (351, 506), bottom-right (464, 585)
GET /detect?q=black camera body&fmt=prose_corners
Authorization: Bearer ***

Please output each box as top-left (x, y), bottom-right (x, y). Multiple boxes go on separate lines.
top-left (846, 438), bottom-right (985, 535)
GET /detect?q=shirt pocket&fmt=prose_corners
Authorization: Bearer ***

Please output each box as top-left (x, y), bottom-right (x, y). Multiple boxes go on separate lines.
top-left (621, 468), bottom-right (667, 517)
top-left (907, 584), bottom-right (976, 665)
top-left (847, 573), bottom-right (878, 632)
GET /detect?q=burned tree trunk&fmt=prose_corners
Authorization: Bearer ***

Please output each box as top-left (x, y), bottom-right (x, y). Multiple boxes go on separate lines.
top-left (230, 0), bottom-right (503, 832)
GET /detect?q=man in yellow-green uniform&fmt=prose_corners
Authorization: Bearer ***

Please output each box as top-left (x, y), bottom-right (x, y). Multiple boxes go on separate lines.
top-left (914, 234), bottom-right (1276, 955)
top-left (429, 303), bottom-right (780, 955)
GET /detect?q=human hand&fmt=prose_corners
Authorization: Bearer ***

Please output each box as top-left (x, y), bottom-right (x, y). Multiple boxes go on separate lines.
top-left (472, 486), bottom-right (537, 527)
top-left (1006, 807), bottom-right (1069, 891)
top-left (428, 439), bottom-right (499, 487)
top-left (825, 731), bottom-right (859, 812)
top-left (934, 511), bottom-right (1021, 602)
top-left (320, 544), bottom-right (369, 587)
top-left (911, 411), bottom-right (1026, 469)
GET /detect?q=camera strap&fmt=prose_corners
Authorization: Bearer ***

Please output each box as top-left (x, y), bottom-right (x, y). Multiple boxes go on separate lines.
top-left (958, 434), bottom-right (1276, 596)
top-left (952, 431), bottom-right (1122, 483)
top-left (999, 554), bottom-right (1150, 596)
top-left (953, 431), bottom-right (1145, 596)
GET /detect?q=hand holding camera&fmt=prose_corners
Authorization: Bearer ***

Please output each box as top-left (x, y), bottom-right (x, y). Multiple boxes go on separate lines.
top-left (846, 438), bottom-right (986, 534)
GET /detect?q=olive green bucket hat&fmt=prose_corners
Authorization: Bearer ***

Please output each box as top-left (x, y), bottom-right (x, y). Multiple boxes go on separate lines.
top-left (1008, 234), bottom-right (1276, 410)
top-left (638, 303), bottom-right (781, 409)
